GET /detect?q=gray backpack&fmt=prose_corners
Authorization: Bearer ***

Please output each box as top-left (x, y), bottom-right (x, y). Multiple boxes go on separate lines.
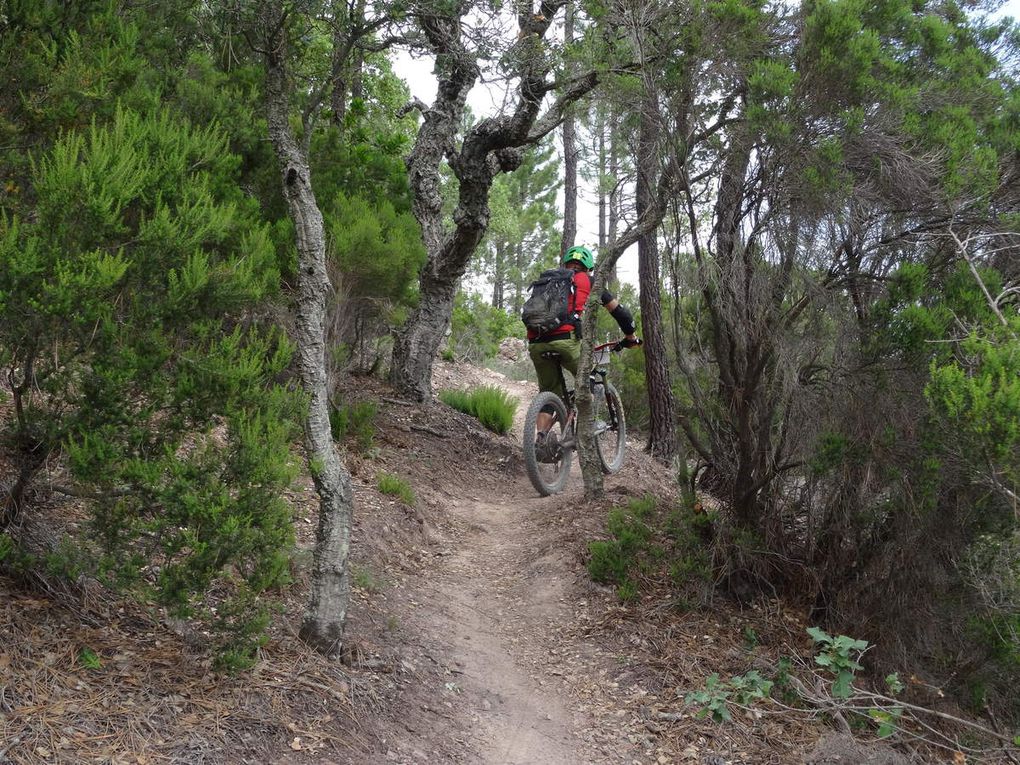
top-left (521, 268), bottom-right (577, 336)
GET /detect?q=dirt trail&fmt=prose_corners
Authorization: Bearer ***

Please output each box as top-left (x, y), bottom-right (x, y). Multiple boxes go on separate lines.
top-left (421, 495), bottom-right (587, 764)
top-left (346, 362), bottom-right (649, 765)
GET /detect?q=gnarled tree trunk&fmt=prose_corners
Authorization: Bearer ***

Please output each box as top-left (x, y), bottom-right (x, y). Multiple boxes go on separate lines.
top-left (559, 0), bottom-right (577, 256)
top-left (391, 1), bottom-right (597, 401)
top-left (263, 2), bottom-right (353, 656)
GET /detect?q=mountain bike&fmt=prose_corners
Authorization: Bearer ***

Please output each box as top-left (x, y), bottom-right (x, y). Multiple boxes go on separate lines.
top-left (522, 340), bottom-right (630, 496)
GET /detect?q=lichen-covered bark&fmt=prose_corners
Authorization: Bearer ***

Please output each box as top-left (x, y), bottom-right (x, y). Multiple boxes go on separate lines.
top-left (391, 0), bottom-right (596, 400)
top-left (263, 5), bottom-right (353, 655)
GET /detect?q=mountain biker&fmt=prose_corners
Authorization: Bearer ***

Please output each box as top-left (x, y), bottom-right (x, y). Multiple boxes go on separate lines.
top-left (527, 245), bottom-right (641, 456)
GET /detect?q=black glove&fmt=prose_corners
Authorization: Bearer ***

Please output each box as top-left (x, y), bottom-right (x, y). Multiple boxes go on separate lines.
top-left (614, 337), bottom-right (643, 351)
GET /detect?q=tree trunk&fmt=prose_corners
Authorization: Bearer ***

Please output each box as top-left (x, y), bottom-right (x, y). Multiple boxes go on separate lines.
top-left (576, 163), bottom-right (680, 499)
top-left (706, 122), bottom-right (761, 530)
top-left (492, 240), bottom-right (506, 309)
top-left (513, 240), bottom-right (526, 314)
top-left (559, 0), bottom-right (577, 256)
top-left (608, 106), bottom-right (620, 290)
top-left (597, 104), bottom-right (607, 254)
top-left (636, 96), bottom-right (679, 463)
top-left (391, 271), bottom-right (460, 400)
top-left (263, 4), bottom-right (353, 656)
top-left (329, 0), bottom-right (367, 127)
top-left (392, 3), bottom-right (596, 400)
top-left (330, 24), bottom-right (349, 127)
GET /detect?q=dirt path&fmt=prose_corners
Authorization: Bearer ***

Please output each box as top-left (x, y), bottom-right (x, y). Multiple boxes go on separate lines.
top-left (341, 362), bottom-right (657, 765)
top-left (420, 495), bottom-right (588, 764)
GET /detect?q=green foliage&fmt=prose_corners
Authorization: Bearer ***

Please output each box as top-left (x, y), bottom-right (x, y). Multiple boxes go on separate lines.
top-left (809, 432), bottom-right (858, 475)
top-left (0, 106), bottom-right (299, 662)
top-left (377, 472), bottom-right (415, 506)
top-left (688, 633), bottom-right (903, 734)
top-left (474, 141), bottom-right (561, 313)
top-left (587, 495), bottom-right (714, 605)
top-left (743, 625), bottom-right (760, 650)
top-left (439, 385), bottom-right (517, 435)
top-left (666, 504), bottom-right (714, 587)
top-left (916, 264), bottom-right (1020, 684)
top-left (0, 533), bottom-right (32, 572)
top-left (685, 671), bottom-right (774, 722)
top-left (330, 400), bottom-right (378, 453)
top-left (799, 0), bottom-right (1012, 198)
top-left (325, 191), bottom-right (425, 306)
top-left (77, 647), bottom-right (102, 670)
top-left (926, 318), bottom-right (1020, 469)
top-left (352, 564), bottom-right (384, 592)
top-left (868, 706), bottom-right (903, 738)
top-left (447, 292), bottom-right (520, 364)
top-left (807, 626), bottom-right (869, 699)
top-left (587, 496), bottom-right (656, 600)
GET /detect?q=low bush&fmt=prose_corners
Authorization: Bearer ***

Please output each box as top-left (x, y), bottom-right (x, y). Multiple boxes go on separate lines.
top-left (439, 385), bottom-right (517, 435)
top-left (587, 496), bottom-right (657, 601)
top-left (447, 292), bottom-right (519, 363)
top-left (588, 495), bottom-right (715, 604)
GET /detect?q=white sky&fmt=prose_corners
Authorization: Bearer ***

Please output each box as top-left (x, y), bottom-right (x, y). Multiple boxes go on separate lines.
top-left (390, 0), bottom-right (1020, 295)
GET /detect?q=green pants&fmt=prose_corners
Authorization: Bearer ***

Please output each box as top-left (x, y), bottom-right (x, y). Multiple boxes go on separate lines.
top-left (529, 338), bottom-right (581, 401)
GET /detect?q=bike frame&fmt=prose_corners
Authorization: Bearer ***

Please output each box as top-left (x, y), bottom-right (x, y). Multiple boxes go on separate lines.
top-left (524, 339), bottom-right (629, 495)
top-left (552, 340), bottom-right (620, 443)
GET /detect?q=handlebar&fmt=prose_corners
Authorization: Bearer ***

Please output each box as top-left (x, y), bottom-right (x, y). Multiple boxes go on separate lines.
top-left (595, 338), bottom-right (643, 353)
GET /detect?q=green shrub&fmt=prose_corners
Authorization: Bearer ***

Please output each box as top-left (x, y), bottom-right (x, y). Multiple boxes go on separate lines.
top-left (77, 647), bottom-right (102, 670)
top-left (439, 385), bottom-right (517, 435)
top-left (587, 496), bottom-right (656, 600)
top-left (587, 539), bottom-right (632, 586)
top-left (330, 399), bottom-right (378, 452)
top-left (666, 506), bottom-right (714, 586)
top-left (377, 471), bottom-right (415, 505)
top-left (352, 564), bottom-right (384, 592)
top-left (0, 107), bottom-right (300, 665)
top-left (587, 495), bottom-right (718, 604)
top-left (447, 292), bottom-right (519, 363)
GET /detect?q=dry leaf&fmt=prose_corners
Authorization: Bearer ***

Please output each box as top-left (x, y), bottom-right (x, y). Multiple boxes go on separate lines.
top-left (290, 737), bottom-right (303, 751)
top-left (952, 753), bottom-right (966, 765)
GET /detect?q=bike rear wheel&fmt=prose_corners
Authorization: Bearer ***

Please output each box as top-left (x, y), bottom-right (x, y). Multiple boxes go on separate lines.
top-left (523, 391), bottom-right (573, 496)
top-left (594, 382), bottom-right (626, 474)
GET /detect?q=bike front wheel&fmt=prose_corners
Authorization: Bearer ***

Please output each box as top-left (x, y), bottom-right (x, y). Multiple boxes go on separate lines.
top-left (593, 382), bottom-right (626, 474)
top-left (523, 391), bottom-right (573, 496)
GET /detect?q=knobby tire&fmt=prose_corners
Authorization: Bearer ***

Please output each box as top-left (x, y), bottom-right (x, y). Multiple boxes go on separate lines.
top-left (523, 391), bottom-right (572, 496)
top-left (594, 382), bottom-right (626, 474)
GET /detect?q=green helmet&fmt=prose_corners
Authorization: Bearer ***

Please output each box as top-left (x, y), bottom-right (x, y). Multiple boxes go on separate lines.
top-left (563, 245), bottom-right (594, 271)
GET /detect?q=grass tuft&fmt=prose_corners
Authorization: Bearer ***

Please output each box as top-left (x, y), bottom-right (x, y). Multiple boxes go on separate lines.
top-left (377, 471), bottom-right (415, 505)
top-left (439, 385), bottom-right (517, 434)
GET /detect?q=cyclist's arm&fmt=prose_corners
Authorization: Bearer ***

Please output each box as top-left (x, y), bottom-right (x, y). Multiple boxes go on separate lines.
top-left (600, 291), bottom-right (638, 341)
